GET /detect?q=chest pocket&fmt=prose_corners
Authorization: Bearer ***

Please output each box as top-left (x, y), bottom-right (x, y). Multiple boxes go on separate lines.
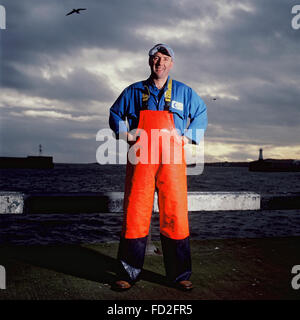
top-left (169, 101), bottom-right (185, 120)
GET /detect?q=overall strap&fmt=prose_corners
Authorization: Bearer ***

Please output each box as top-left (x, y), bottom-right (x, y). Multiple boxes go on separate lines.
top-left (142, 84), bottom-right (150, 110)
top-left (164, 78), bottom-right (172, 110)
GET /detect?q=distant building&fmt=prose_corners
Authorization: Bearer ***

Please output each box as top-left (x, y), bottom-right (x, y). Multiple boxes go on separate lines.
top-left (0, 156), bottom-right (54, 169)
top-left (249, 158), bottom-right (300, 172)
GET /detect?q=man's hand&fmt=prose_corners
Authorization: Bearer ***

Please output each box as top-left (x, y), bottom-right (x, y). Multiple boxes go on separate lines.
top-left (182, 135), bottom-right (191, 145)
top-left (127, 132), bottom-right (137, 147)
top-left (120, 131), bottom-right (137, 146)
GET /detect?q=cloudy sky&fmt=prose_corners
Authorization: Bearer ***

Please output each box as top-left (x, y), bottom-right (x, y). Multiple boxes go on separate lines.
top-left (0, 0), bottom-right (299, 163)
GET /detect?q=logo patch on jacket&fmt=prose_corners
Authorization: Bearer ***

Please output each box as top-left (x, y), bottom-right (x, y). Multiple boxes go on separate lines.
top-left (171, 101), bottom-right (183, 111)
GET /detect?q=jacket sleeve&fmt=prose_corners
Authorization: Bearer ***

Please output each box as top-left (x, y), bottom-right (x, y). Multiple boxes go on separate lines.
top-left (109, 88), bottom-right (129, 138)
top-left (185, 88), bottom-right (208, 144)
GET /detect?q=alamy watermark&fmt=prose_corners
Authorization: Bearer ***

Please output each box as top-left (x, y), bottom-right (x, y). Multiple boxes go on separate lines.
top-left (291, 265), bottom-right (300, 290)
top-left (0, 265), bottom-right (5, 290)
top-left (0, 5), bottom-right (6, 30)
top-left (96, 127), bottom-right (205, 175)
top-left (291, 5), bottom-right (300, 29)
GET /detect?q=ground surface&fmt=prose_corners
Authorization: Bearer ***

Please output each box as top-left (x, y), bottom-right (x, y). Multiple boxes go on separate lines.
top-left (0, 236), bottom-right (300, 300)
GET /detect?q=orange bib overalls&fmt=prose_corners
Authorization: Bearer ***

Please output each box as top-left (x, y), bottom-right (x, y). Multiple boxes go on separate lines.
top-left (117, 79), bottom-right (192, 283)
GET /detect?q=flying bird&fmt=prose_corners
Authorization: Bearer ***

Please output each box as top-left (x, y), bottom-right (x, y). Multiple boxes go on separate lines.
top-left (66, 8), bottom-right (87, 16)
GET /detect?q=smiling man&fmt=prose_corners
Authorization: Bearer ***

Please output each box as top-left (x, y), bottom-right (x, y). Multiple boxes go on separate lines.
top-left (150, 48), bottom-right (173, 87)
top-left (109, 43), bottom-right (208, 291)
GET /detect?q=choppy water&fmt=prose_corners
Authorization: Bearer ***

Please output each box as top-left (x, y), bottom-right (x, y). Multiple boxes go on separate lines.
top-left (1, 210), bottom-right (300, 245)
top-left (0, 164), bottom-right (300, 245)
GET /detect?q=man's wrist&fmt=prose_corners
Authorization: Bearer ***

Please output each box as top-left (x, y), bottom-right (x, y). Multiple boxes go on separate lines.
top-left (183, 135), bottom-right (191, 144)
top-left (119, 131), bottom-right (137, 145)
top-left (119, 131), bottom-right (128, 141)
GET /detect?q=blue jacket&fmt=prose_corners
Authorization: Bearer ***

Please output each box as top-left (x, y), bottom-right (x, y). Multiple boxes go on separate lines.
top-left (109, 76), bottom-right (207, 144)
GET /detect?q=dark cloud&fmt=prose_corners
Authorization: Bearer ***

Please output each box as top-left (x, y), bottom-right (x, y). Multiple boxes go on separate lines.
top-left (2, 63), bottom-right (115, 103)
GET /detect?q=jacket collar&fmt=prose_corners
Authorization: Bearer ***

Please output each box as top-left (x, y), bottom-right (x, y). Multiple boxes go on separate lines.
top-left (145, 76), bottom-right (170, 92)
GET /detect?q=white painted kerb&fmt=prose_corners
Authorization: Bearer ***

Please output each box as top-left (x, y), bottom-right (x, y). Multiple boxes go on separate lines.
top-left (0, 192), bottom-right (25, 214)
top-left (153, 191), bottom-right (260, 212)
top-left (0, 191), bottom-right (261, 214)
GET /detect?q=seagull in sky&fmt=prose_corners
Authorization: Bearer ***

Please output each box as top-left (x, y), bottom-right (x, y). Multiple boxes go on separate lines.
top-left (66, 8), bottom-right (87, 16)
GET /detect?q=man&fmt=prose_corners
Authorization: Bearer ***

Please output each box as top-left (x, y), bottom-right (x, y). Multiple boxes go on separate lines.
top-left (109, 44), bottom-right (207, 291)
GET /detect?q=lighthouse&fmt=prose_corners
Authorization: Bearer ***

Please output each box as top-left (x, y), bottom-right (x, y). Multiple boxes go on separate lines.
top-left (259, 148), bottom-right (263, 161)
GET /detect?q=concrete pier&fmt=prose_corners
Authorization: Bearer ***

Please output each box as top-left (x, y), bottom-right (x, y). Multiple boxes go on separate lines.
top-left (1, 190), bottom-right (300, 214)
top-left (261, 193), bottom-right (300, 210)
top-left (0, 237), bottom-right (300, 300)
top-left (0, 192), bottom-right (25, 214)
top-left (0, 191), bottom-right (261, 214)
top-left (153, 191), bottom-right (260, 212)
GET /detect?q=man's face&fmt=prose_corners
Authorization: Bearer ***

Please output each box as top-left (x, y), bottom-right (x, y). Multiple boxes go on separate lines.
top-left (149, 52), bottom-right (173, 80)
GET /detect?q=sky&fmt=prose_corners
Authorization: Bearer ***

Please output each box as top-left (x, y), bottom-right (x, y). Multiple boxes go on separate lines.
top-left (0, 0), bottom-right (299, 163)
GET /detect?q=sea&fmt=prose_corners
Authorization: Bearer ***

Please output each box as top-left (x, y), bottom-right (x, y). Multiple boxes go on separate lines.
top-left (0, 163), bottom-right (300, 245)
